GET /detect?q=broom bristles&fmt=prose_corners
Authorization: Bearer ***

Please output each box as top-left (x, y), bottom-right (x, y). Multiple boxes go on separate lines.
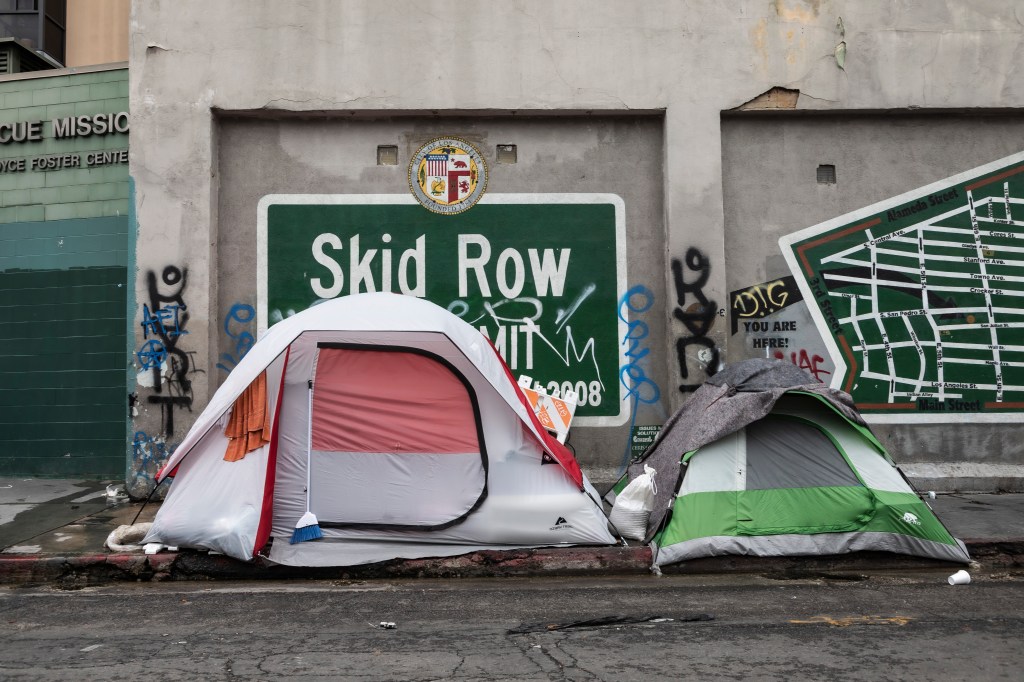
top-left (290, 511), bottom-right (322, 544)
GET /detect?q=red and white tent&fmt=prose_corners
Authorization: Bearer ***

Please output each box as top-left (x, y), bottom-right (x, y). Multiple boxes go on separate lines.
top-left (144, 292), bottom-right (616, 566)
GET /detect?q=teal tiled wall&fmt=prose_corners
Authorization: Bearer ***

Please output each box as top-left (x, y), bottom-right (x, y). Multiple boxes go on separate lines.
top-left (0, 67), bottom-right (129, 477)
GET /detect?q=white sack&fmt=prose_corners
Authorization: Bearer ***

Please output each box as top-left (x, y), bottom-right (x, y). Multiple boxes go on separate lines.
top-left (609, 465), bottom-right (657, 541)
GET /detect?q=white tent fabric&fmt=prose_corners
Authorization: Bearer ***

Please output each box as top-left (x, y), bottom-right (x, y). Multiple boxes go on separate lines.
top-left (144, 293), bottom-right (616, 566)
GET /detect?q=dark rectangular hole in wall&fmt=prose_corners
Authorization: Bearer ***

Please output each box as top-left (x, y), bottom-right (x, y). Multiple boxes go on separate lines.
top-left (817, 164), bottom-right (837, 184)
top-left (496, 144), bottom-right (517, 164)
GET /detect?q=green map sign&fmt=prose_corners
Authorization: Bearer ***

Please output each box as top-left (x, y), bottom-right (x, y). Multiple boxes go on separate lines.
top-left (257, 194), bottom-right (627, 425)
top-left (781, 151), bottom-right (1024, 422)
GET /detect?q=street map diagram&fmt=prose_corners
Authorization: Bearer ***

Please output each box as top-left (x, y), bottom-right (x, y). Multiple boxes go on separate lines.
top-left (781, 152), bottom-right (1024, 422)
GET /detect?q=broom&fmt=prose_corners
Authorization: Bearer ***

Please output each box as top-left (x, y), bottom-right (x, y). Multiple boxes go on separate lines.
top-left (291, 379), bottom-right (322, 543)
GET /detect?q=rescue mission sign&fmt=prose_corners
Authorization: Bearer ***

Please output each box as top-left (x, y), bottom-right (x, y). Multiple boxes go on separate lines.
top-left (0, 111), bottom-right (130, 173)
top-left (257, 194), bottom-right (627, 425)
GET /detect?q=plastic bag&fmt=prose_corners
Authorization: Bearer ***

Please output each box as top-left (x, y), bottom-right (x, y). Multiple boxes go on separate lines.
top-left (609, 464), bottom-right (657, 540)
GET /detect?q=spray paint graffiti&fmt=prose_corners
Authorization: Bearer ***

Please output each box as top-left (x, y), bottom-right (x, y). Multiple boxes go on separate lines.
top-left (131, 431), bottom-right (170, 487)
top-left (138, 265), bottom-right (199, 437)
top-left (447, 295), bottom-right (544, 371)
top-left (772, 349), bottom-right (831, 383)
top-left (448, 283), bottom-right (607, 407)
top-left (730, 275), bottom-right (802, 335)
top-left (672, 248), bottom-right (722, 392)
top-left (141, 301), bottom-right (187, 340)
top-left (619, 285), bottom-right (661, 406)
top-left (265, 198), bottom-right (625, 421)
top-left (136, 340), bottom-right (167, 371)
top-left (730, 275), bottom-right (834, 382)
top-left (618, 285), bottom-right (662, 468)
top-left (217, 303), bottom-right (257, 373)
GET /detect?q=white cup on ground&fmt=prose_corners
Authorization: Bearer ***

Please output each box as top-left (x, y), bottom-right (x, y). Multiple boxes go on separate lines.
top-left (948, 570), bottom-right (971, 585)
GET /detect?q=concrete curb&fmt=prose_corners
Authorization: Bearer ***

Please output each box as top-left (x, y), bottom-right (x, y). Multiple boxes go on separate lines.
top-left (2, 538), bottom-right (1020, 587)
top-left (958, 537), bottom-right (1024, 566)
top-left (0, 546), bottom-right (652, 587)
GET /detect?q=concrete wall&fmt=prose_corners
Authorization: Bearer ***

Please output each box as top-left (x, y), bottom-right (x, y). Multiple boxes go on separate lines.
top-left (127, 0), bottom-right (1024, 494)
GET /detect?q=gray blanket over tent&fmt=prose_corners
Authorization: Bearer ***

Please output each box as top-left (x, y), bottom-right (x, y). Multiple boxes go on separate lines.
top-left (626, 358), bottom-right (867, 542)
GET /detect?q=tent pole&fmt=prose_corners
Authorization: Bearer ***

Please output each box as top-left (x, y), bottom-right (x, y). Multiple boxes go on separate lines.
top-left (129, 482), bottom-right (161, 526)
top-left (289, 378), bottom-right (323, 543)
top-left (306, 379), bottom-right (312, 501)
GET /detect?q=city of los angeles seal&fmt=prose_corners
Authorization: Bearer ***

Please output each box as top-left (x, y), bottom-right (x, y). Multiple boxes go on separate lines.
top-left (408, 137), bottom-right (488, 214)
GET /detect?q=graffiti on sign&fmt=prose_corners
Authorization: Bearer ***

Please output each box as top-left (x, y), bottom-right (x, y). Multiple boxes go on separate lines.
top-left (773, 348), bottom-right (831, 383)
top-left (259, 194), bottom-right (628, 425)
top-left (448, 285), bottom-right (607, 407)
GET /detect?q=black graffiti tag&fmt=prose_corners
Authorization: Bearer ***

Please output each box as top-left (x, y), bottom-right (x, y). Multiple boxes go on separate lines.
top-left (142, 266), bottom-right (195, 436)
top-left (672, 248), bottom-right (720, 392)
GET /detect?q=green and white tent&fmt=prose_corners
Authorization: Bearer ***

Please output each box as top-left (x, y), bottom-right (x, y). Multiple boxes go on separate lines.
top-left (613, 359), bottom-right (970, 567)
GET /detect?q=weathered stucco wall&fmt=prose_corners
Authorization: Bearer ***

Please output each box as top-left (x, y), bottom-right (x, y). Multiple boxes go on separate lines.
top-left (722, 113), bottom-right (1024, 491)
top-left (127, 0), bottom-right (1024, 494)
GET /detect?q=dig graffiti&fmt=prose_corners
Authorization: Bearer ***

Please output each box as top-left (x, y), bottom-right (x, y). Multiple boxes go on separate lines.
top-left (730, 275), bottom-right (802, 335)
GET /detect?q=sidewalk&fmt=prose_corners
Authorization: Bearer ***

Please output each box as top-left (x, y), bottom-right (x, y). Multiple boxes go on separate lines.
top-left (1, 477), bottom-right (1022, 587)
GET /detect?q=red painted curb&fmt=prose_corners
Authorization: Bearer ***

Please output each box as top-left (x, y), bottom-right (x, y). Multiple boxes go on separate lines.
top-left (1, 539), bottom-right (1019, 586)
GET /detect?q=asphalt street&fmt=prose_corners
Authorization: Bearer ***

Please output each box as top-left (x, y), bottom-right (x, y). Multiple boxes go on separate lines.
top-left (1, 573), bottom-right (1022, 681)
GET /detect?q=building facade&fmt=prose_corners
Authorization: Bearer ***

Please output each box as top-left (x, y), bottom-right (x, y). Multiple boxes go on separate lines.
top-left (0, 0), bottom-right (66, 66)
top-left (65, 0), bottom-right (128, 68)
top-left (0, 63), bottom-right (129, 477)
top-left (126, 1), bottom-right (1024, 496)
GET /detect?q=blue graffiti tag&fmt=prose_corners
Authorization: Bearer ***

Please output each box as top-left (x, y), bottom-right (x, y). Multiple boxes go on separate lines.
top-left (217, 303), bottom-right (257, 373)
top-left (618, 285), bottom-right (662, 470)
top-left (141, 303), bottom-right (187, 338)
top-left (131, 431), bottom-right (177, 488)
top-left (132, 430), bottom-right (166, 468)
top-left (137, 339), bottom-right (167, 370)
top-left (619, 286), bottom-right (661, 405)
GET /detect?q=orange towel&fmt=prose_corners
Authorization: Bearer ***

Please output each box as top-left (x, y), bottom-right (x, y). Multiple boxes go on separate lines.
top-left (224, 371), bottom-right (270, 462)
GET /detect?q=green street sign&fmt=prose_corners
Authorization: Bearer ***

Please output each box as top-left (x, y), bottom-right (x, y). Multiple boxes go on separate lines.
top-left (781, 151), bottom-right (1024, 422)
top-left (257, 194), bottom-right (627, 425)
